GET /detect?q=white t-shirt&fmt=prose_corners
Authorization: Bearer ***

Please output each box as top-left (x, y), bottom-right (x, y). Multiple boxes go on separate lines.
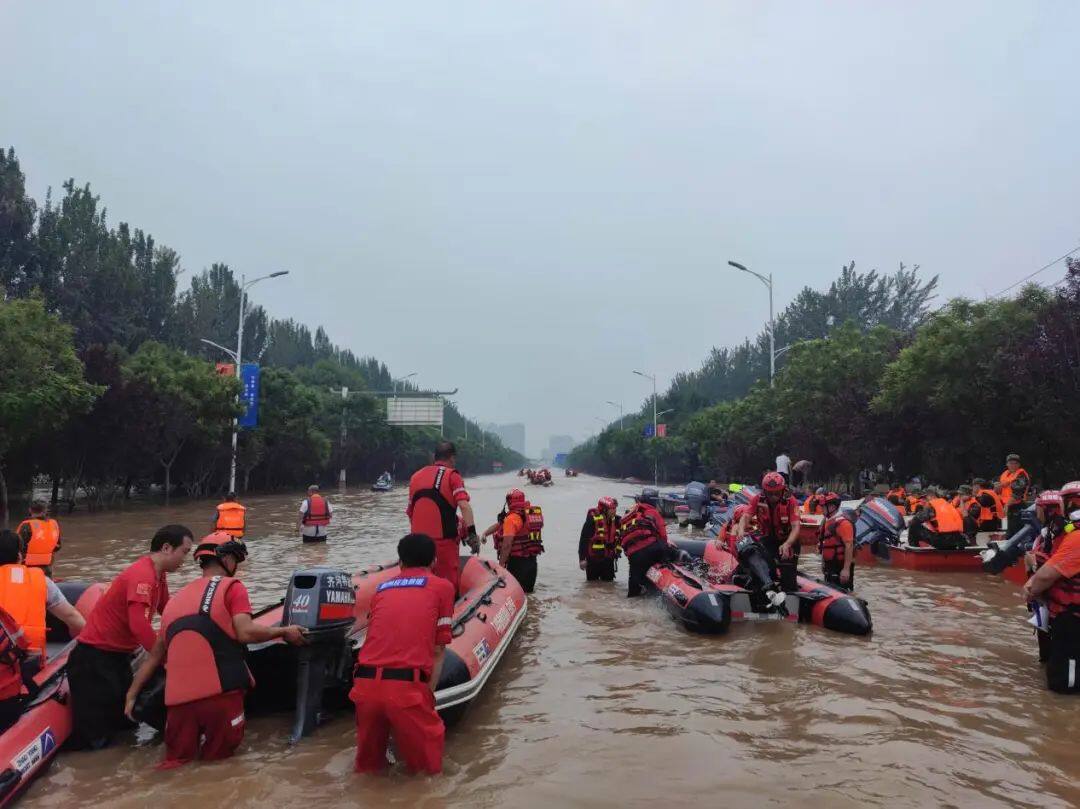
top-left (775, 454), bottom-right (792, 475)
top-left (299, 497), bottom-right (334, 537)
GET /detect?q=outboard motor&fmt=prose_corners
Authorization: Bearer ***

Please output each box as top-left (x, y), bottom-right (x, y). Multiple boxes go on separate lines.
top-left (685, 481), bottom-right (709, 525)
top-left (282, 567), bottom-right (357, 742)
top-left (734, 536), bottom-right (788, 612)
top-left (639, 487), bottom-right (660, 508)
top-left (855, 497), bottom-right (905, 551)
top-left (982, 503), bottom-right (1039, 574)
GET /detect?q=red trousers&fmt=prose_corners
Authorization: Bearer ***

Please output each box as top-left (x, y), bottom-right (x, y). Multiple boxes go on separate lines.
top-left (159, 690), bottom-right (246, 769)
top-left (431, 538), bottom-right (460, 595)
top-left (351, 678), bottom-right (445, 774)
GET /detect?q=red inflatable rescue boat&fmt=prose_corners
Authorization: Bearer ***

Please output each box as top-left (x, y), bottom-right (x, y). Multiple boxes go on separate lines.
top-left (0, 582), bottom-right (104, 807)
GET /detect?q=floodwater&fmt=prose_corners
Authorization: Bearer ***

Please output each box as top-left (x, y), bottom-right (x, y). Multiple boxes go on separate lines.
top-left (21, 473), bottom-right (1080, 808)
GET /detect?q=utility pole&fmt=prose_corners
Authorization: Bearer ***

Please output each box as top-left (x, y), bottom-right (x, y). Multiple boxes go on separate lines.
top-left (729, 260), bottom-right (775, 387)
top-left (339, 386), bottom-right (348, 488)
top-left (633, 370), bottom-right (659, 488)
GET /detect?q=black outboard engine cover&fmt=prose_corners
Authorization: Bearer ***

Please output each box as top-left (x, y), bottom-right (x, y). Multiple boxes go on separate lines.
top-left (983, 504), bottom-right (1040, 574)
top-left (735, 536), bottom-right (776, 592)
top-left (283, 567), bottom-right (356, 742)
top-left (685, 481), bottom-right (709, 521)
top-left (855, 497), bottom-right (905, 548)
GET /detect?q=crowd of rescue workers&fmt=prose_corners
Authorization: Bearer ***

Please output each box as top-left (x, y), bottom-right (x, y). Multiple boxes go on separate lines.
top-left (0, 442), bottom-right (1076, 792)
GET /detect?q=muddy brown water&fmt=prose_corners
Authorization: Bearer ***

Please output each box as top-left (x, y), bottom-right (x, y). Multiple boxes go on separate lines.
top-left (18, 473), bottom-right (1080, 808)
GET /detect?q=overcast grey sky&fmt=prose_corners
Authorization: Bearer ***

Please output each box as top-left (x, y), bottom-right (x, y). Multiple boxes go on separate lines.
top-left (3, 2), bottom-right (1078, 455)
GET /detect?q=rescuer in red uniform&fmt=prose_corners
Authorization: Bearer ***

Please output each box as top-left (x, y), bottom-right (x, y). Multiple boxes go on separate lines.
top-left (351, 533), bottom-right (455, 774)
top-left (124, 532), bottom-right (308, 767)
top-left (579, 497), bottom-right (621, 581)
top-left (68, 524), bottom-right (194, 749)
top-left (736, 472), bottom-right (802, 591)
top-left (408, 442), bottom-right (479, 596)
top-left (619, 501), bottom-right (670, 597)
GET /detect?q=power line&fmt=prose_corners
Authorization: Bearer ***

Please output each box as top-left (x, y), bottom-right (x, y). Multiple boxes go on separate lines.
top-left (994, 245), bottom-right (1080, 297)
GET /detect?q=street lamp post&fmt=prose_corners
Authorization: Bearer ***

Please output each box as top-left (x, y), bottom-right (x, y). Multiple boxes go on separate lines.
top-left (633, 370), bottom-right (659, 488)
top-left (393, 372), bottom-right (417, 398)
top-left (203, 270), bottom-right (289, 494)
top-left (605, 400), bottom-right (625, 430)
top-left (728, 260), bottom-right (775, 387)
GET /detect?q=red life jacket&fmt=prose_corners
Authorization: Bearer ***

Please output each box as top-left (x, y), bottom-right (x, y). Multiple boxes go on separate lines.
top-left (819, 512), bottom-right (856, 564)
top-left (586, 509), bottom-right (619, 560)
top-left (302, 494), bottom-right (331, 527)
top-left (748, 493), bottom-right (800, 540)
top-left (495, 507), bottom-right (544, 557)
top-left (161, 576), bottom-right (254, 707)
top-left (0, 607), bottom-right (31, 701)
top-left (408, 464), bottom-right (460, 540)
top-left (619, 505), bottom-right (665, 556)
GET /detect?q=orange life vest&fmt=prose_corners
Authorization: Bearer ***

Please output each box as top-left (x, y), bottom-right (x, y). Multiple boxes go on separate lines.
top-left (586, 509), bottom-right (619, 560)
top-left (0, 565), bottom-right (47, 656)
top-left (302, 494), bottom-right (331, 527)
top-left (975, 488), bottom-right (1005, 522)
top-left (0, 607), bottom-right (32, 701)
top-left (161, 576), bottom-right (254, 707)
top-left (214, 502), bottom-right (247, 537)
top-left (17, 519), bottom-right (60, 568)
top-left (819, 512), bottom-right (856, 564)
top-left (801, 496), bottom-right (824, 515)
top-left (999, 467), bottom-right (1031, 506)
top-left (927, 498), bottom-right (964, 534)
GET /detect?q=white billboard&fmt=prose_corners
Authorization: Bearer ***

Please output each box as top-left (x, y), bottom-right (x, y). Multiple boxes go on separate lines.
top-left (387, 397), bottom-right (444, 427)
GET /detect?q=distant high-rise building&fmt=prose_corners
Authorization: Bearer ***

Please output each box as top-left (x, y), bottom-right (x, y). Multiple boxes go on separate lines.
top-left (483, 422), bottom-right (526, 457)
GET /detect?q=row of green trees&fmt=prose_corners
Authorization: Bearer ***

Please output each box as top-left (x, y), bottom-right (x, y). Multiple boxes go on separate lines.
top-left (570, 260), bottom-right (1079, 489)
top-left (0, 148), bottom-right (523, 523)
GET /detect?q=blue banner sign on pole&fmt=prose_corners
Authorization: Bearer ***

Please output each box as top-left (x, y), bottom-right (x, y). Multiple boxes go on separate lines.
top-left (238, 364), bottom-right (260, 428)
top-left (643, 424), bottom-right (655, 438)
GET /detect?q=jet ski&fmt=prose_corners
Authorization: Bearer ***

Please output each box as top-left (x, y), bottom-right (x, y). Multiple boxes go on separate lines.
top-left (0, 582), bottom-right (105, 807)
top-left (134, 556), bottom-right (526, 741)
top-left (651, 538), bottom-right (871, 636)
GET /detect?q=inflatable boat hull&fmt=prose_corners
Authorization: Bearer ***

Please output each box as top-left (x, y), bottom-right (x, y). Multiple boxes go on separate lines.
top-left (856, 542), bottom-right (988, 572)
top-left (0, 582), bottom-right (104, 808)
top-left (242, 555), bottom-right (526, 739)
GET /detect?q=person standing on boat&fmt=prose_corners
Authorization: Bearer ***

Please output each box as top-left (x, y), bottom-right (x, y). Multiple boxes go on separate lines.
top-left (408, 442), bottom-right (479, 597)
top-left (998, 454), bottom-right (1031, 540)
top-left (351, 533), bottom-right (455, 774)
top-left (619, 501), bottom-right (669, 597)
top-left (213, 492), bottom-right (247, 539)
top-left (792, 458), bottom-right (813, 490)
top-left (819, 497), bottom-right (857, 590)
top-left (579, 497), bottom-right (621, 582)
top-left (775, 451), bottom-right (792, 485)
top-left (124, 533), bottom-right (307, 767)
top-left (17, 500), bottom-right (61, 578)
top-left (972, 478), bottom-right (1005, 531)
top-left (736, 472), bottom-right (801, 591)
top-left (68, 524), bottom-right (193, 749)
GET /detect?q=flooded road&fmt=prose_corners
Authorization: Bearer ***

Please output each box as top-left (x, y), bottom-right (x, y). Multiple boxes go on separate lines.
top-left (22, 473), bottom-right (1080, 808)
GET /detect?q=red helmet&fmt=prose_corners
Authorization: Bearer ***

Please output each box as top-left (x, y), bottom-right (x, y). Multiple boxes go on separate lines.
top-left (732, 504), bottom-right (751, 522)
top-left (598, 497), bottom-right (617, 512)
top-left (762, 472), bottom-right (786, 493)
top-left (194, 531), bottom-right (248, 564)
top-left (1059, 481), bottom-right (1080, 501)
top-left (506, 489), bottom-right (527, 510)
top-left (823, 492), bottom-right (842, 511)
top-left (1036, 490), bottom-right (1063, 510)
